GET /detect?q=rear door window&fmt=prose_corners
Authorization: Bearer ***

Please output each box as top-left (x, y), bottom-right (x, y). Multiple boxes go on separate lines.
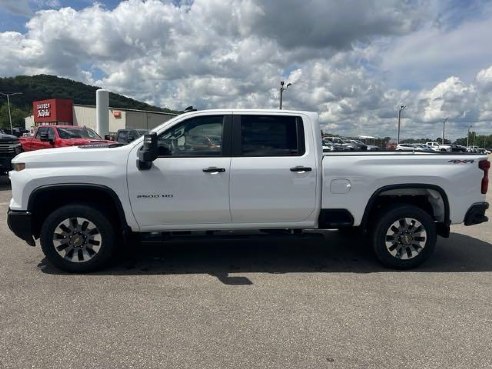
top-left (239, 115), bottom-right (305, 156)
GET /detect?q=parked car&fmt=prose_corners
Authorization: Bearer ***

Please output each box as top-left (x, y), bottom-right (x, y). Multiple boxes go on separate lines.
top-left (323, 137), bottom-right (345, 151)
top-left (426, 141), bottom-right (452, 152)
top-left (396, 143), bottom-right (415, 151)
top-left (322, 142), bottom-right (335, 152)
top-left (19, 125), bottom-right (112, 152)
top-left (343, 139), bottom-right (368, 151)
top-left (413, 144), bottom-right (434, 152)
top-left (0, 130), bottom-right (22, 174)
top-left (450, 144), bottom-right (467, 152)
top-left (115, 128), bottom-right (148, 144)
top-left (366, 144), bottom-right (380, 151)
top-left (397, 143), bottom-right (433, 152)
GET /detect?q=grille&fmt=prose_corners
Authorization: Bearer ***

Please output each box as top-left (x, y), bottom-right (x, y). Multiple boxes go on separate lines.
top-left (0, 142), bottom-right (20, 155)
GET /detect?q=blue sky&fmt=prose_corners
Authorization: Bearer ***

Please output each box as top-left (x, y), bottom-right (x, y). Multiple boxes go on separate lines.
top-left (0, 0), bottom-right (491, 140)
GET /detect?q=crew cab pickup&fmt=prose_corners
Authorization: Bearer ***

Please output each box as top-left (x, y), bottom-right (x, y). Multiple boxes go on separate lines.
top-left (7, 109), bottom-right (490, 272)
top-left (19, 125), bottom-right (111, 152)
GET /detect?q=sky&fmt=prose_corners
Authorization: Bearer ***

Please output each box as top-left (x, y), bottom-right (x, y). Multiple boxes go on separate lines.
top-left (1, 0), bottom-right (492, 140)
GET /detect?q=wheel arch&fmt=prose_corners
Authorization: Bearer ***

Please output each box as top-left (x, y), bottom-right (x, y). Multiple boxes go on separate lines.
top-left (360, 184), bottom-right (450, 237)
top-left (28, 184), bottom-right (130, 239)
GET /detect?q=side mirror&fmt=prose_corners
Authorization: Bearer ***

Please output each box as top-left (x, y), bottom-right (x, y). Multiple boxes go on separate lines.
top-left (137, 132), bottom-right (158, 170)
top-left (40, 133), bottom-right (55, 144)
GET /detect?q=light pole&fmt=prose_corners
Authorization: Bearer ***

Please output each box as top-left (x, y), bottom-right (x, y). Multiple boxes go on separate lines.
top-left (442, 118), bottom-right (448, 144)
top-left (279, 81), bottom-right (291, 110)
top-left (467, 125), bottom-right (472, 149)
top-left (0, 92), bottom-right (23, 134)
top-left (397, 105), bottom-right (406, 145)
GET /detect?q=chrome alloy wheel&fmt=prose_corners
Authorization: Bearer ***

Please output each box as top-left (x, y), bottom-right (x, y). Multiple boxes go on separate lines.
top-left (385, 218), bottom-right (427, 260)
top-left (53, 217), bottom-right (102, 263)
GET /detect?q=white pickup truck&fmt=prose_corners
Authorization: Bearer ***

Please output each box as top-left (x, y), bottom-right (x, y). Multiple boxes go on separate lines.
top-left (426, 141), bottom-right (452, 152)
top-left (7, 109), bottom-right (490, 272)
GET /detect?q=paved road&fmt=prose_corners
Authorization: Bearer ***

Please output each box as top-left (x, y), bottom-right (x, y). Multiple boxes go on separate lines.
top-left (0, 174), bottom-right (491, 369)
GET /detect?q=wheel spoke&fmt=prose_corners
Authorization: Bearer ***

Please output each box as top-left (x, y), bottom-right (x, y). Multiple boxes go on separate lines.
top-left (86, 247), bottom-right (96, 257)
top-left (69, 217), bottom-right (79, 229)
top-left (399, 218), bottom-right (407, 229)
top-left (56, 242), bottom-right (70, 251)
top-left (81, 221), bottom-right (89, 231)
top-left (88, 228), bottom-right (100, 236)
top-left (54, 233), bottom-right (66, 240)
top-left (65, 247), bottom-right (75, 261)
top-left (405, 247), bottom-right (413, 259)
top-left (77, 249), bottom-right (85, 262)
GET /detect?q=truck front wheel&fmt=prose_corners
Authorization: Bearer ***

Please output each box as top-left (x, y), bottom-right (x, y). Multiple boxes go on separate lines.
top-left (372, 205), bottom-right (437, 269)
top-left (40, 204), bottom-right (116, 273)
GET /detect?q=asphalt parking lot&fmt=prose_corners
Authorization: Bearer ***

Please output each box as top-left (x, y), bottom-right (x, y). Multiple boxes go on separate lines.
top-left (1, 174), bottom-right (491, 369)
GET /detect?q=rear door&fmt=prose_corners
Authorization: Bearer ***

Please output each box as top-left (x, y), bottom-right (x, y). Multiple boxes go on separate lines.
top-left (229, 113), bottom-right (318, 225)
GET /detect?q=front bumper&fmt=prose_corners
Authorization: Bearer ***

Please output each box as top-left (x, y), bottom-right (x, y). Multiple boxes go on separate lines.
top-left (7, 210), bottom-right (36, 246)
top-left (464, 202), bottom-right (489, 226)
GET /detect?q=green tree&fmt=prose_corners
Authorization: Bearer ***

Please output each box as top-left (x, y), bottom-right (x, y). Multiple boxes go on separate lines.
top-left (0, 103), bottom-right (26, 129)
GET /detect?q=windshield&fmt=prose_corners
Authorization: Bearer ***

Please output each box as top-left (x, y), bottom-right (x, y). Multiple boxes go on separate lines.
top-left (57, 127), bottom-right (102, 139)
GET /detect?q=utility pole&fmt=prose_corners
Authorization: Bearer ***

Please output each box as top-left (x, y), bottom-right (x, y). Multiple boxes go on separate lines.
top-left (397, 105), bottom-right (406, 145)
top-left (279, 81), bottom-right (291, 110)
top-left (467, 125), bottom-right (472, 149)
top-left (442, 118), bottom-right (448, 144)
top-left (0, 92), bottom-right (23, 134)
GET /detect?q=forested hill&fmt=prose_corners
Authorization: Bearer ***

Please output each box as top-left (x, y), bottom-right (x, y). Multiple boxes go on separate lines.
top-left (0, 74), bottom-right (178, 128)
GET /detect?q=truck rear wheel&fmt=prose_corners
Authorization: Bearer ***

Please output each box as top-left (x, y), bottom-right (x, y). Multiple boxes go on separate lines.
top-left (372, 205), bottom-right (436, 269)
top-left (40, 204), bottom-right (116, 273)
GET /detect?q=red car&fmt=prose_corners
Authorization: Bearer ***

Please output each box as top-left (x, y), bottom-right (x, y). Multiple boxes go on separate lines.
top-left (20, 125), bottom-right (112, 152)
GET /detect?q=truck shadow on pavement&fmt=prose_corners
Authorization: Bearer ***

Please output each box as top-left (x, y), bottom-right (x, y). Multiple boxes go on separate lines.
top-left (38, 231), bottom-right (492, 284)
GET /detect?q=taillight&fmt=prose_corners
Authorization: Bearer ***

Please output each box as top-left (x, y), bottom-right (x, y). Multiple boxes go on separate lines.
top-left (479, 160), bottom-right (490, 194)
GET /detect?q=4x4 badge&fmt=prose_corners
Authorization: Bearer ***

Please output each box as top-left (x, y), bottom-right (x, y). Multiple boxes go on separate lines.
top-left (448, 159), bottom-right (474, 164)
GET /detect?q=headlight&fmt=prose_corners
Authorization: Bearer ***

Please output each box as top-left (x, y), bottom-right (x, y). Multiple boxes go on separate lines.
top-left (13, 163), bottom-right (26, 171)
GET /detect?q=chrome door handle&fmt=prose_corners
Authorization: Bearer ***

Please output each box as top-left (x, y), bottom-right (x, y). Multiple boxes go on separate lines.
top-left (203, 167), bottom-right (226, 174)
top-left (290, 166), bottom-right (312, 173)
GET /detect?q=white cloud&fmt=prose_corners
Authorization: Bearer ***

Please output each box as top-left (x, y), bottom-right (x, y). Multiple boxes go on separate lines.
top-left (0, 0), bottom-right (491, 140)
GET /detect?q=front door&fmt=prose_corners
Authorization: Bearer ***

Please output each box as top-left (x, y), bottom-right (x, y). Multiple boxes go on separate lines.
top-left (27, 126), bottom-right (53, 151)
top-left (127, 115), bottom-right (232, 230)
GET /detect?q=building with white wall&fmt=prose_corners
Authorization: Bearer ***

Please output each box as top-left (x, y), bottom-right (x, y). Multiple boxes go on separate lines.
top-left (25, 99), bottom-right (177, 134)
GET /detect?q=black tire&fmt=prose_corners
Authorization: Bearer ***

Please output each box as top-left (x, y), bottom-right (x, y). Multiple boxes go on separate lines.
top-left (40, 204), bottom-right (117, 273)
top-left (372, 204), bottom-right (436, 269)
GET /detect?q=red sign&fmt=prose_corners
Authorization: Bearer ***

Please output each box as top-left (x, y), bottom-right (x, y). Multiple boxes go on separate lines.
top-left (33, 98), bottom-right (73, 124)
